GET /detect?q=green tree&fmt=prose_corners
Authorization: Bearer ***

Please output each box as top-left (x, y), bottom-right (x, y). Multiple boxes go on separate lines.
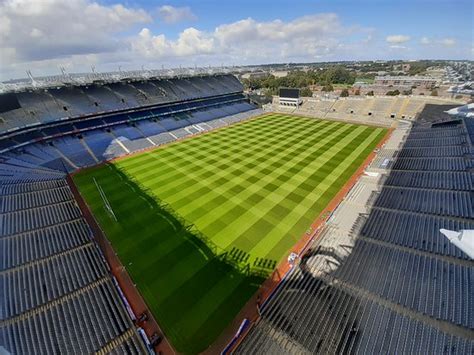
top-left (386, 89), bottom-right (400, 96)
top-left (322, 84), bottom-right (334, 92)
top-left (367, 90), bottom-right (374, 96)
top-left (300, 87), bottom-right (313, 97)
top-left (430, 89), bottom-right (438, 96)
top-left (340, 89), bottom-right (349, 97)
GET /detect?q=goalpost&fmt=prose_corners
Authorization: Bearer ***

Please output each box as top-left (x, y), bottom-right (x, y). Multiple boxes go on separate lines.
top-left (93, 177), bottom-right (118, 222)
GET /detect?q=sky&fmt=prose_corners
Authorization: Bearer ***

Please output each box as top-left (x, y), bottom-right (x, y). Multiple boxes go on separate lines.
top-left (0, 0), bottom-right (472, 81)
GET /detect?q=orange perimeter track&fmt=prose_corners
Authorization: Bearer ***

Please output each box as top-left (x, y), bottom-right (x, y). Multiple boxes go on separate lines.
top-left (68, 114), bottom-right (393, 355)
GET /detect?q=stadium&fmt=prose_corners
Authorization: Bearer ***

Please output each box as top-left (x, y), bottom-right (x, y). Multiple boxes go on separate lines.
top-left (0, 1), bottom-right (473, 354)
top-left (1, 66), bottom-right (473, 354)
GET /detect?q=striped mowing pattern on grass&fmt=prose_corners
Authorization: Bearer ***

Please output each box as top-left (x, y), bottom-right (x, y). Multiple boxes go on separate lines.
top-left (73, 114), bottom-right (387, 353)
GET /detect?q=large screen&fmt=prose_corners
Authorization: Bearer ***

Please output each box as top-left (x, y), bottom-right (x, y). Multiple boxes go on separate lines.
top-left (279, 88), bottom-right (300, 99)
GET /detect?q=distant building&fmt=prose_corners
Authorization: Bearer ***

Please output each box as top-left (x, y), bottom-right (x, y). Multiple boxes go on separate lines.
top-left (271, 71), bottom-right (288, 78)
top-left (241, 71), bottom-right (268, 80)
top-left (374, 76), bottom-right (438, 88)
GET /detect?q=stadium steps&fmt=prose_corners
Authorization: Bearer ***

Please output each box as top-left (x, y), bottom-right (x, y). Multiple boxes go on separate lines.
top-left (365, 97), bottom-right (376, 114)
top-left (80, 138), bottom-right (99, 163)
top-left (107, 130), bottom-right (130, 154)
top-left (94, 328), bottom-right (146, 355)
top-left (1, 275), bottom-right (110, 326)
top-left (50, 145), bottom-right (79, 170)
top-left (397, 97), bottom-right (411, 118)
top-left (387, 98), bottom-right (401, 117)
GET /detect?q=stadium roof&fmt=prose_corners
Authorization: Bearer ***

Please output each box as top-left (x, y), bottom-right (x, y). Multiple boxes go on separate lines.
top-left (0, 66), bottom-right (239, 94)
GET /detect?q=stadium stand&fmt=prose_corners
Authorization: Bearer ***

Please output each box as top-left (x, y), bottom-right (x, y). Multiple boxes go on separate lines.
top-left (278, 96), bottom-right (464, 127)
top-left (0, 74), bottom-right (262, 353)
top-left (0, 173), bottom-right (148, 354)
top-left (235, 104), bottom-right (474, 354)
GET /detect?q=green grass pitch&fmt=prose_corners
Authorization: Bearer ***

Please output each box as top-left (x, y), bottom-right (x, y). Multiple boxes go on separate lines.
top-left (73, 114), bottom-right (387, 353)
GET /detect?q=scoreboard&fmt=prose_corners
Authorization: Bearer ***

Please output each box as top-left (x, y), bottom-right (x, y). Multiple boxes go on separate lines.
top-left (278, 87), bottom-right (302, 107)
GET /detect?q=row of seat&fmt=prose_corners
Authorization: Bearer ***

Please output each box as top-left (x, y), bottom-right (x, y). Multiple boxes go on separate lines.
top-left (0, 178), bottom-right (67, 195)
top-left (333, 239), bottom-right (473, 329)
top-left (0, 279), bottom-right (136, 354)
top-left (361, 208), bottom-right (473, 259)
top-left (408, 127), bottom-right (464, 139)
top-left (397, 146), bottom-right (469, 158)
top-left (384, 171), bottom-right (474, 191)
top-left (374, 186), bottom-right (474, 219)
top-left (0, 175), bottom-right (147, 354)
top-left (238, 252), bottom-right (473, 354)
top-left (1, 244), bottom-right (108, 319)
top-left (392, 157), bottom-right (470, 171)
top-left (0, 186), bottom-right (73, 213)
top-left (1, 200), bottom-right (82, 236)
top-left (404, 136), bottom-right (466, 147)
top-left (0, 219), bottom-right (92, 271)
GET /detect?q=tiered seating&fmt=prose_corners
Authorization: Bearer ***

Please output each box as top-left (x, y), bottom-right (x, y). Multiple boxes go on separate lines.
top-left (107, 82), bottom-right (140, 108)
top-left (83, 85), bottom-right (126, 112)
top-left (0, 184), bottom-right (73, 213)
top-left (392, 157), bottom-right (469, 171)
top-left (121, 137), bottom-right (153, 152)
top-left (111, 124), bottom-right (144, 140)
top-left (333, 239), bottom-right (472, 328)
top-left (2, 243), bottom-right (107, 318)
top-left (1, 279), bottom-right (138, 354)
top-left (0, 77), bottom-right (262, 354)
top-left (49, 87), bottom-right (96, 117)
top-left (149, 132), bottom-right (174, 146)
top-left (130, 81), bottom-right (168, 105)
top-left (82, 130), bottom-right (114, 160)
top-left (374, 187), bottom-right (473, 218)
top-left (0, 219), bottom-right (91, 270)
top-left (17, 91), bottom-right (65, 123)
top-left (53, 136), bottom-right (96, 167)
top-left (236, 104), bottom-right (474, 353)
top-left (384, 171), bottom-right (474, 191)
top-left (361, 209), bottom-right (473, 259)
top-left (134, 119), bottom-right (166, 136)
top-left (0, 176), bottom-right (146, 354)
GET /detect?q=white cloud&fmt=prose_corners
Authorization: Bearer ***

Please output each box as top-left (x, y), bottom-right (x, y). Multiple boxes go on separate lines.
top-left (386, 35), bottom-right (411, 44)
top-left (0, 4), bottom-right (469, 81)
top-left (420, 36), bottom-right (457, 47)
top-left (131, 14), bottom-right (356, 63)
top-left (132, 27), bottom-right (214, 58)
top-left (157, 5), bottom-right (197, 24)
top-left (389, 45), bottom-right (408, 50)
top-left (0, 0), bottom-right (151, 63)
top-left (439, 38), bottom-right (456, 46)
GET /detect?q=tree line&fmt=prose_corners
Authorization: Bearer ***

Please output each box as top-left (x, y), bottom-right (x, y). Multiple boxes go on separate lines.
top-left (242, 66), bottom-right (356, 95)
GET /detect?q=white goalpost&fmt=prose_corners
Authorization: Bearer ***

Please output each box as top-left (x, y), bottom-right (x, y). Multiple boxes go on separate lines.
top-left (93, 177), bottom-right (118, 222)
